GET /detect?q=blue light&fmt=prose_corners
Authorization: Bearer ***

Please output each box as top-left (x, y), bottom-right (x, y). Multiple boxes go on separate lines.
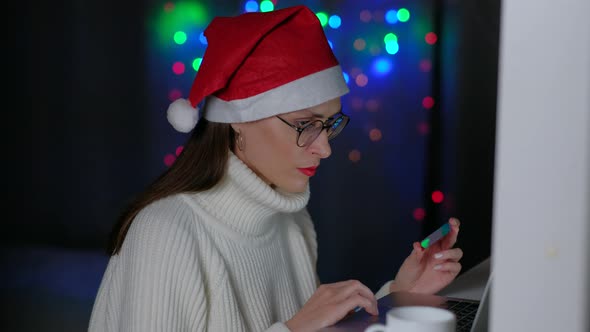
top-left (342, 72), bottom-right (350, 84)
top-left (199, 32), bottom-right (207, 45)
top-left (385, 41), bottom-right (399, 55)
top-left (372, 57), bottom-right (393, 76)
top-left (328, 15), bottom-right (342, 29)
top-left (244, 0), bottom-right (258, 12)
top-left (328, 40), bottom-right (333, 49)
top-left (385, 10), bottom-right (398, 24)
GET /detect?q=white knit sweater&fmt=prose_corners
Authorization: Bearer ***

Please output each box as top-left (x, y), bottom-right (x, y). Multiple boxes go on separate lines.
top-left (88, 153), bottom-right (391, 332)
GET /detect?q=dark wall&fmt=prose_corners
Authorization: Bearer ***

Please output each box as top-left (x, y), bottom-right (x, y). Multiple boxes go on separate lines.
top-left (17, 0), bottom-right (150, 249)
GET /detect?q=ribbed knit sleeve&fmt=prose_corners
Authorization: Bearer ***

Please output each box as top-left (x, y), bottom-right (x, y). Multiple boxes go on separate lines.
top-left (375, 280), bottom-right (393, 299)
top-left (89, 197), bottom-right (218, 332)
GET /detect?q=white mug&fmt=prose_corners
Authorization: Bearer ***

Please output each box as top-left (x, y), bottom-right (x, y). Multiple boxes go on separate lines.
top-left (364, 306), bottom-right (456, 332)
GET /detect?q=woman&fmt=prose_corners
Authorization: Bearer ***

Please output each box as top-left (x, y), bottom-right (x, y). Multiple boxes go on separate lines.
top-left (88, 5), bottom-right (463, 332)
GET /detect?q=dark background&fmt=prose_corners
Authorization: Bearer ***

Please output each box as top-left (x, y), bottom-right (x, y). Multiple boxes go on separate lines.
top-left (6, 0), bottom-right (499, 330)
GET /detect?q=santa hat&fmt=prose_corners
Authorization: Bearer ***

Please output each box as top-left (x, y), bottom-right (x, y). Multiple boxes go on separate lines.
top-left (167, 5), bottom-right (349, 133)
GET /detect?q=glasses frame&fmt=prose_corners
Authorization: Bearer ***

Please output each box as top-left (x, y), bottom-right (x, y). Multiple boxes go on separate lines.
top-left (276, 111), bottom-right (350, 147)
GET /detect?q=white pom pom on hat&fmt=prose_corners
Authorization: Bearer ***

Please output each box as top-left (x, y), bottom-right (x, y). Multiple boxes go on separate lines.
top-left (166, 5), bottom-right (349, 133)
top-left (166, 98), bottom-right (199, 133)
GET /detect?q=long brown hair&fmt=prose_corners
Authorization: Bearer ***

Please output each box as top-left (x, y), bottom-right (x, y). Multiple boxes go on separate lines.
top-left (107, 118), bottom-right (235, 255)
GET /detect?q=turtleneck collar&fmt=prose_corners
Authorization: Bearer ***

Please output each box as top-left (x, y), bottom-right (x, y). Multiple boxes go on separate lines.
top-left (188, 152), bottom-right (310, 237)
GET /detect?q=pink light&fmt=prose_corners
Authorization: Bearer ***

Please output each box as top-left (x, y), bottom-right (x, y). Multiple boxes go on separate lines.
top-left (172, 61), bottom-right (184, 75)
top-left (168, 89), bottom-right (182, 101)
top-left (425, 32), bottom-right (438, 45)
top-left (164, 2), bottom-right (174, 12)
top-left (418, 122), bottom-right (430, 135)
top-left (164, 154), bottom-right (176, 167)
top-left (420, 59), bottom-right (432, 72)
top-left (175, 145), bottom-right (184, 156)
top-left (354, 38), bottom-right (366, 51)
top-left (369, 128), bottom-right (382, 142)
top-left (413, 208), bottom-right (426, 221)
top-left (366, 99), bottom-right (380, 112)
top-left (172, 61), bottom-right (185, 75)
top-left (432, 190), bottom-right (444, 204)
top-left (422, 96), bottom-right (435, 109)
top-left (348, 149), bottom-right (361, 162)
top-left (360, 10), bottom-right (372, 23)
top-left (355, 74), bottom-right (368, 87)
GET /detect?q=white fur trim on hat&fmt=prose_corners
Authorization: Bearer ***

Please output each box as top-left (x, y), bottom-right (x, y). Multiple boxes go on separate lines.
top-left (166, 98), bottom-right (200, 133)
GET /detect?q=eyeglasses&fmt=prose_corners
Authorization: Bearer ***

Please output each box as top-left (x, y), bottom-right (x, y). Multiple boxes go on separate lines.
top-left (276, 111), bottom-right (350, 147)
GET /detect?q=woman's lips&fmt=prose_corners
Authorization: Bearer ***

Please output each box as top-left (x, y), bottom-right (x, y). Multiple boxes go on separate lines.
top-left (297, 166), bottom-right (317, 177)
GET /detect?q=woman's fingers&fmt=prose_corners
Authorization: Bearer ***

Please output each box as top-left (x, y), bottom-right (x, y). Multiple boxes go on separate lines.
top-left (286, 280), bottom-right (380, 331)
top-left (434, 248), bottom-right (463, 262)
top-left (341, 294), bottom-right (379, 316)
top-left (433, 261), bottom-right (462, 274)
top-left (442, 217), bottom-right (460, 249)
top-left (328, 280), bottom-right (378, 309)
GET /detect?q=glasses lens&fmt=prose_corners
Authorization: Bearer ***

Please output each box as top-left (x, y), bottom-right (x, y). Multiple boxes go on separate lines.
top-left (327, 115), bottom-right (349, 140)
top-left (298, 121), bottom-right (323, 147)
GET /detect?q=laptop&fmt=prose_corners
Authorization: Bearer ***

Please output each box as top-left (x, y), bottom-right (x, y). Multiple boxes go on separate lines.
top-left (320, 269), bottom-right (492, 332)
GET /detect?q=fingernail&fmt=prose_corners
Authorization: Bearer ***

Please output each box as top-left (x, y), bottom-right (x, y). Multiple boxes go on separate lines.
top-left (434, 253), bottom-right (443, 259)
top-left (434, 264), bottom-right (442, 270)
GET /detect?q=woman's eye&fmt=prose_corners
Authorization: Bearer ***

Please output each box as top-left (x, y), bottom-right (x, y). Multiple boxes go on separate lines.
top-left (296, 120), bottom-right (311, 127)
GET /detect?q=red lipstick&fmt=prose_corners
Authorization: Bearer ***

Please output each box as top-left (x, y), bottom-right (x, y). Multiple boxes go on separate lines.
top-left (297, 166), bottom-right (317, 177)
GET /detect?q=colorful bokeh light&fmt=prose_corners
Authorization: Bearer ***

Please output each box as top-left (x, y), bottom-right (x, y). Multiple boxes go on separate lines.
top-left (316, 12), bottom-right (328, 26)
top-left (372, 57), bottom-right (393, 76)
top-left (397, 8), bottom-right (410, 22)
top-left (260, 0), bottom-right (274, 12)
top-left (192, 57), bottom-right (202, 71)
top-left (432, 190), bottom-right (445, 203)
top-left (422, 96), bottom-right (435, 109)
top-left (385, 10), bottom-right (398, 24)
top-left (425, 32), bottom-right (438, 44)
top-left (328, 15), bottom-right (342, 29)
top-left (413, 208), bottom-right (426, 221)
top-left (154, 1), bottom-right (209, 47)
top-left (172, 61), bottom-right (185, 75)
top-left (173, 31), bottom-right (187, 44)
top-left (244, 1), bottom-right (258, 12)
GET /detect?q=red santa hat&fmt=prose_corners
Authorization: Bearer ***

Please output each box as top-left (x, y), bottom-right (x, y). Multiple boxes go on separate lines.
top-left (167, 5), bottom-right (349, 133)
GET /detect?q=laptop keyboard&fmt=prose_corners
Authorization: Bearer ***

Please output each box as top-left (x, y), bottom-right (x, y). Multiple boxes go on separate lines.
top-left (444, 299), bottom-right (480, 332)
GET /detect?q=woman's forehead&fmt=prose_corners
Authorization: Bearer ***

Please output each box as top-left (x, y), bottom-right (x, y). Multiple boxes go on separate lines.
top-left (284, 99), bottom-right (342, 118)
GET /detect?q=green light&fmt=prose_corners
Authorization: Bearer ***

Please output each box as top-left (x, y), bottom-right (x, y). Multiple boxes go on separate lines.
top-left (154, 1), bottom-right (209, 47)
top-left (384, 33), bottom-right (398, 43)
top-left (421, 238), bottom-right (430, 248)
top-left (316, 12), bottom-right (328, 27)
top-left (192, 57), bottom-right (203, 71)
top-left (173, 31), bottom-right (187, 44)
top-left (260, 0), bottom-right (274, 12)
top-left (397, 8), bottom-right (410, 22)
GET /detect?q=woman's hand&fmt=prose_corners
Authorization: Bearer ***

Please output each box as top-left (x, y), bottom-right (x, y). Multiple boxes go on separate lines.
top-left (391, 218), bottom-right (463, 295)
top-left (285, 279), bottom-right (379, 332)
